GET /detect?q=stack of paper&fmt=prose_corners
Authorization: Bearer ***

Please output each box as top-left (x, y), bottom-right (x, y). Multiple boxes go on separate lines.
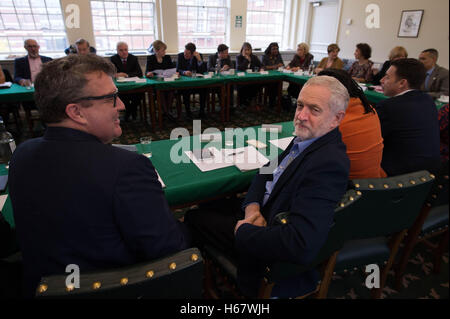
top-left (0, 82), bottom-right (12, 89)
top-left (185, 147), bottom-right (234, 172)
top-left (231, 146), bottom-right (269, 172)
top-left (269, 137), bottom-right (294, 151)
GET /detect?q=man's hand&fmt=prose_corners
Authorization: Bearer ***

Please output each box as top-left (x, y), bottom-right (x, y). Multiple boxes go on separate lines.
top-left (116, 72), bottom-right (128, 78)
top-left (146, 71), bottom-right (154, 78)
top-left (184, 70), bottom-right (192, 77)
top-left (193, 51), bottom-right (202, 61)
top-left (19, 79), bottom-right (32, 87)
top-left (234, 212), bottom-right (267, 234)
top-left (221, 64), bottom-right (230, 71)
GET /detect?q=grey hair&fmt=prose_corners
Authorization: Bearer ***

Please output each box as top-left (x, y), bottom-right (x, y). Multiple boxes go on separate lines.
top-left (116, 41), bottom-right (128, 49)
top-left (303, 76), bottom-right (349, 113)
top-left (75, 38), bottom-right (90, 47)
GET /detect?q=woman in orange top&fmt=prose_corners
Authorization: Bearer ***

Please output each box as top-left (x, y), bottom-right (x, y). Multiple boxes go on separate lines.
top-left (318, 68), bottom-right (386, 179)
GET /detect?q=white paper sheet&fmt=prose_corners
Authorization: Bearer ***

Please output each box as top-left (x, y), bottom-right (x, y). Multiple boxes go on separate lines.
top-left (0, 82), bottom-right (12, 88)
top-left (269, 136), bottom-right (295, 151)
top-left (185, 147), bottom-right (235, 172)
top-left (231, 146), bottom-right (269, 172)
top-left (0, 194), bottom-right (8, 212)
top-left (153, 68), bottom-right (177, 78)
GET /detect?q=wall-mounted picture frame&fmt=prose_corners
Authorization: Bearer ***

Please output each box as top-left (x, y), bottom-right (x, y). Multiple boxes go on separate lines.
top-left (398, 10), bottom-right (424, 38)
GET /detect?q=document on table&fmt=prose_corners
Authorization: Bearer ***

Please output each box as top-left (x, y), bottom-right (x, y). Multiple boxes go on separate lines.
top-left (185, 147), bottom-right (234, 172)
top-left (229, 146), bottom-right (269, 172)
top-left (0, 194), bottom-right (8, 212)
top-left (117, 77), bottom-right (146, 83)
top-left (0, 82), bottom-right (12, 89)
top-left (153, 68), bottom-right (177, 78)
top-left (269, 136), bottom-right (295, 151)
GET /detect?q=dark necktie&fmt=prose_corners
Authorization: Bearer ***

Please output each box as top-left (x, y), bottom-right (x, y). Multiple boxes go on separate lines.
top-left (122, 59), bottom-right (127, 70)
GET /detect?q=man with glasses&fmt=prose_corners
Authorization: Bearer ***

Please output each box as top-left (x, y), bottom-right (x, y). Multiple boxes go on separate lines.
top-left (8, 54), bottom-right (189, 298)
top-left (14, 39), bottom-right (52, 87)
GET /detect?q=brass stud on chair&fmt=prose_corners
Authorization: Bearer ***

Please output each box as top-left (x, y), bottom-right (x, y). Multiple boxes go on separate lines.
top-left (92, 282), bottom-right (101, 290)
top-left (354, 183), bottom-right (360, 188)
top-left (37, 284), bottom-right (48, 294)
top-left (426, 203), bottom-right (432, 207)
top-left (410, 180), bottom-right (416, 185)
top-left (349, 196), bottom-right (354, 201)
top-left (169, 262), bottom-right (177, 270)
top-left (191, 254), bottom-right (199, 262)
top-left (438, 184), bottom-right (443, 189)
top-left (281, 218), bottom-right (287, 224)
top-left (444, 175), bottom-right (448, 180)
top-left (340, 202), bottom-right (345, 207)
top-left (120, 278), bottom-right (128, 286)
top-left (66, 284), bottom-right (75, 292)
top-left (432, 194), bottom-right (437, 199)
top-left (368, 184), bottom-right (374, 189)
top-left (420, 177), bottom-right (427, 182)
top-left (356, 191), bottom-right (362, 196)
top-left (383, 184), bottom-right (389, 189)
top-left (430, 174), bottom-right (436, 179)
top-left (146, 270), bottom-right (154, 278)
top-left (398, 183), bottom-right (403, 188)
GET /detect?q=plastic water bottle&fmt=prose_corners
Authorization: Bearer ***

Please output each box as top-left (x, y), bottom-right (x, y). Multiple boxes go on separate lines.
top-left (215, 59), bottom-right (220, 76)
top-left (0, 116), bottom-right (16, 164)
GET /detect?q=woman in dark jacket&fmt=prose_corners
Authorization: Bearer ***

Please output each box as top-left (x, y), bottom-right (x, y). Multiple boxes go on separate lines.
top-left (236, 42), bottom-right (263, 108)
top-left (372, 46), bottom-right (408, 85)
top-left (286, 42), bottom-right (314, 100)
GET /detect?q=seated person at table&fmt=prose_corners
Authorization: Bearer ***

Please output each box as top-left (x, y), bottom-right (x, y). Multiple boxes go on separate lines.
top-left (372, 46), bottom-right (408, 85)
top-left (146, 40), bottom-right (177, 119)
top-left (14, 39), bottom-right (52, 115)
top-left (286, 42), bottom-right (314, 101)
top-left (236, 42), bottom-right (264, 109)
top-left (185, 76), bottom-right (350, 298)
top-left (348, 43), bottom-right (374, 83)
top-left (262, 42), bottom-right (284, 108)
top-left (319, 68), bottom-right (386, 178)
top-left (110, 41), bottom-right (144, 122)
top-left (176, 42), bottom-right (207, 119)
top-left (377, 58), bottom-right (440, 176)
top-left (315, 43), bottom-right (344, 74)
top-left (8, 54), bottom-right (189, 298)
top-left (14, 39), bottom-right (52, 87)
top-left (438, 104), bottom-right (449, 163)
top-left (207, 44), bottom-right (233, 72)
top-left (419, 48), bottom-right (449, 99)
top-left (75, 38), bottom-right (95, 56)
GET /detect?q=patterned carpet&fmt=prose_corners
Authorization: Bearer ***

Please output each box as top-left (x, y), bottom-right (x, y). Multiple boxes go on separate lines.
top-left (7, 98), bottom-right (449, 299)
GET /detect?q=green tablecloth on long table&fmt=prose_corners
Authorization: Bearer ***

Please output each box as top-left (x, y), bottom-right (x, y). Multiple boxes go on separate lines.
top-left (0, 71), bottom-right (389, 105)
top-left (0, 121), bottom-right (296, 228)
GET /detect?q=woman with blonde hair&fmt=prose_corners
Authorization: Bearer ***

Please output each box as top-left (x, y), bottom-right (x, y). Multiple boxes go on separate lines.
top-left (315, 43), bottom-right (344, 74)
top-left (372, 46), bottom-right (408, 85)
top-left (286, 43), bottom-right (315, 100)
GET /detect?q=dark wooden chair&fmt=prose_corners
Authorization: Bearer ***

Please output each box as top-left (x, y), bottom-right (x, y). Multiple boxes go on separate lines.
top-left (35, 248), bottom-right (203, 299)
top-left (394, 161), bottom-right (449, 290)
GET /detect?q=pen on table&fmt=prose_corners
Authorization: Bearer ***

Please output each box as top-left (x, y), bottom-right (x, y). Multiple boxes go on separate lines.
top-left (226, 150), bottom-right (245, 156)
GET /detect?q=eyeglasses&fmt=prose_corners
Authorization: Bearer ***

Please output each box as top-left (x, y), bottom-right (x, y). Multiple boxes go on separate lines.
top-left (74, 90), bottom-right (119, 107)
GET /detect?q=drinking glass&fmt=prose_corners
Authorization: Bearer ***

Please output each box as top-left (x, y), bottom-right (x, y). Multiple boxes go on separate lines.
top-left (140, 136), bottom-right (152, 157)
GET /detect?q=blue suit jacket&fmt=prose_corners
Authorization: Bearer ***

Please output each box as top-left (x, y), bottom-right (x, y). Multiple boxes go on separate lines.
top-left (236, 128), bottom-right (350, 297)
top-left (376, 90), bottom-right (440, 176)
top-left (8, 127), bottom-right (188, 297)
top-left (13, 55), bottom-right (52, 83)
top-left (176, 52), bottom-right (206, 75)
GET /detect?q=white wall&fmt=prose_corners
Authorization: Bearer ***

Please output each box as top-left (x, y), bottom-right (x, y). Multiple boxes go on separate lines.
top-left (336, 0), bottom-right (449, 68)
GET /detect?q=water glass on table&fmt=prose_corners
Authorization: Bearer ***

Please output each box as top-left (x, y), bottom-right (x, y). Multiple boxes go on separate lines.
top-left (140, 136), bottom-right (152, 158)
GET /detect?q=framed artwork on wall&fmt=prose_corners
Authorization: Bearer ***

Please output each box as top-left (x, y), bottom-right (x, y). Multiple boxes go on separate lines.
top-left (398, 10), bottom-right (424, 38)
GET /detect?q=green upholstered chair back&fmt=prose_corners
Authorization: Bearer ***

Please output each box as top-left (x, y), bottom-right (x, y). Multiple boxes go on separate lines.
top-left (35, 248), bottom-right (203, 299)
top-left (345, 170), bottom-right (435, 240)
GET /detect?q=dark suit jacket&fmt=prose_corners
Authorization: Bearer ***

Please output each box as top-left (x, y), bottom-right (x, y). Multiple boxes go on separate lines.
top-left (13, 55), bottom-right (52, 83)
top-left (236, 54), bottom-right (263, 71)
top-left (376, 90), bottom-right (441, 176)
top-left (236, 128), bottom-right (350, 297)
top-left (421, 65), bottom-right (449, 99)
top-left (8, 127), bottom-right (188, 297)
top-left (176, 52), bottom-right (206, 75)
top-left (110, 53), bottom-right (143, 78)
top-left (207, 54), bottom-right (233, 72)
top-left (372, 60), bottom-right (391, 85)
